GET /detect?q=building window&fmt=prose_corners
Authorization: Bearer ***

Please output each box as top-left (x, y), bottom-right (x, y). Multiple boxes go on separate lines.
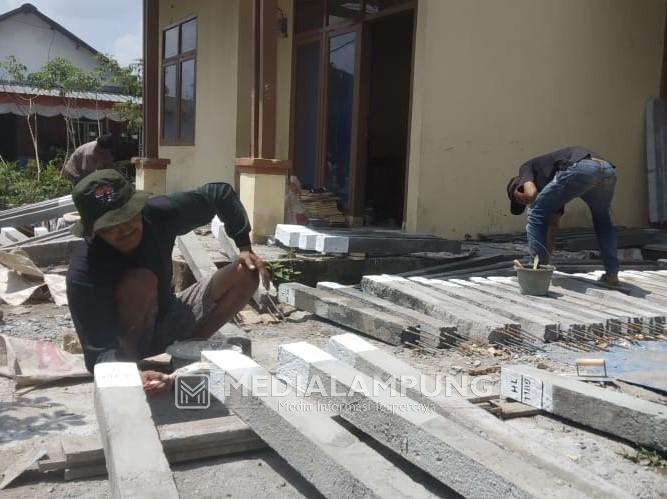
top-left (161, 17), bottom-right (197, 144)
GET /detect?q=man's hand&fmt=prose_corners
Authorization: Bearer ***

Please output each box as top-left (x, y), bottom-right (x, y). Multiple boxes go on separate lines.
top-left (238, 247), bottom-right (271, 289)
top-left (513, 181), bottom-right (538, 205)
top-left (141, 370), bottom-right (173, 397)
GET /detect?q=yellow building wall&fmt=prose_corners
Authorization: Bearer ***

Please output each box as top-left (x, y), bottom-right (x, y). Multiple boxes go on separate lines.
top-left (158, 0), bottom-right (241, 192)
top-left (406, 0), bottom-right (666, 238)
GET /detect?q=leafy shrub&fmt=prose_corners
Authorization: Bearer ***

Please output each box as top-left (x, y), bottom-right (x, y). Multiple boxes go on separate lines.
top-left (0, 157), bottom-right (71, 208)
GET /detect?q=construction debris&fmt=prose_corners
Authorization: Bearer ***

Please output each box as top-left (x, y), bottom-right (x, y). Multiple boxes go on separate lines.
top-left (299, 190), bottom-right (346, 225)
top-left (0, 195), bottom-right (74, 229)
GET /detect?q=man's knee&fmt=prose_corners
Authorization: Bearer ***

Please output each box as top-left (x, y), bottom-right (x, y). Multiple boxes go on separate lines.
top-left (116, 269), bottom-right (158, 314)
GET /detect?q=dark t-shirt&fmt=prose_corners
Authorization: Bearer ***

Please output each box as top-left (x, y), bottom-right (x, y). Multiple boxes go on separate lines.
top-left (515, 146), bottom-right (598, 191)
top-left (66, 183), bottom-right (251, 371)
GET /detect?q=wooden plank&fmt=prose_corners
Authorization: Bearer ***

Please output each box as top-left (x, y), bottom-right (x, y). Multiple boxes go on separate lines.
top-left (489, 400), bottom-right (542, 420)
top-left (61, 415), bottom-right (265, 475)
top-left (58, 415), bottom-right (266, 480)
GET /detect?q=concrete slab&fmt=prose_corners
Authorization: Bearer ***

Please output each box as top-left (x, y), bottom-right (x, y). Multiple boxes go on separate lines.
top-left (278, 342), bottom-right (593, 499)
top-left (501, 364), bottom-right (667, 453)
top-left (361, 275), bottom-right (517, 344)
top-left (94, 362), bottom-right (179, 498)
top-left (325, 333), bottom-right (628, 499)
top-left (176, 231), bottom-right (218, 281)
top-left (202, 349), bottom-right (437, 499)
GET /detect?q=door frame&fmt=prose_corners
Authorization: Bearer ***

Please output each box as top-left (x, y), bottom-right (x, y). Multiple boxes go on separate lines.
top-left (288, 0), bottom-right (417, 224)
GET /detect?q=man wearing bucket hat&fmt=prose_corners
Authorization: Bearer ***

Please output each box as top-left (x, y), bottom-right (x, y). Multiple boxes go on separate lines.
top-left (506, 145), bottom-right (619, 285)
top-left (66, 169), bottom-right (268, 395)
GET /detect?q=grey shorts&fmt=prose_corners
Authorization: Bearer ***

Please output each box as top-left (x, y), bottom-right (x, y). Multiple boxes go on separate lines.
top-left (146, 274), bottom-right (218, 356)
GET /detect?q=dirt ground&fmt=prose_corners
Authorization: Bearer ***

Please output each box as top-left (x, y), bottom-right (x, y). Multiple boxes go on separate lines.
top-left (1, 302), bottom-right (666, 498)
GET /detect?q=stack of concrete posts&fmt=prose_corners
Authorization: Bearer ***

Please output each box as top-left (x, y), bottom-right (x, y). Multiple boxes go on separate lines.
top-left (200, 335), bottom-right (627, 498)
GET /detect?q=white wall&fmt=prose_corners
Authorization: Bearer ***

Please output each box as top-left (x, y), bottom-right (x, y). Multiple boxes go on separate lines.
top-left (0, 12), bottom-right (98, 75)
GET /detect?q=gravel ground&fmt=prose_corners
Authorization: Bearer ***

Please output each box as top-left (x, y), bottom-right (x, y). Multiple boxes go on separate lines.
top-left (1, 303), bottom-right (666, 498)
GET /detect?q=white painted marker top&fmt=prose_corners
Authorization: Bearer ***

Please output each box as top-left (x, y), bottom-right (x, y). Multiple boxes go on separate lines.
top-left (203, 349), bottom-right (259, 370)
top-left (94, 362), bottom-right (142, 388)
top-left (281, 342), bottom-right (334, 363)
top-left (330, 334), bottom-right (377, 353)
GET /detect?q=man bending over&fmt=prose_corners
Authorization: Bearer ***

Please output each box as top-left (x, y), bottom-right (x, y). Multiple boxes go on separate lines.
top-left (506, 145), bottom-right (619, 285)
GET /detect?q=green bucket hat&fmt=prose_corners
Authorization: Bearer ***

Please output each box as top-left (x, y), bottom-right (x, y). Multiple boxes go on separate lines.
top-left (70, 169), bottom-right (150, 237)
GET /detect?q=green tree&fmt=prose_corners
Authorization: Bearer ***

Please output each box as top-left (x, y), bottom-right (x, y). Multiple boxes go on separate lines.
top-left (28, 57), bottom-right (101, 159)
top-left (0, 56), bottom-right (43, 178)
top-left (94, 54), bottom-right (143, 134)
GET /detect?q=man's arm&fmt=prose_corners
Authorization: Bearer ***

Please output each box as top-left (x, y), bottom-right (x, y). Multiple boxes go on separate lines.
top-left (63, 148), bottom-right (83, 179)
top-left (169, 183), bottom-right (252, 247)
top-left (167, 183), bottom-right (270, 288)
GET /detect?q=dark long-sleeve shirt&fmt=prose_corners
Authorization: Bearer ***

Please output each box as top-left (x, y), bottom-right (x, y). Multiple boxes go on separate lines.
top-left (66, 183), bottom-right (251, 371)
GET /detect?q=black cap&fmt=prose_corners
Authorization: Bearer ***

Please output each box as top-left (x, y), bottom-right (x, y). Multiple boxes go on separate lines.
top-left (506, 176), bottom-right (526, 215)
top-left (71, 169), bottom-right (149, 237)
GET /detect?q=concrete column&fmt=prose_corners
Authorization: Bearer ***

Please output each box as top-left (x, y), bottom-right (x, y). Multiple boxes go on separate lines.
top-left (236, 158), bottom-right (289, 242)
top-left (131, 157), bottom-right (170, 195)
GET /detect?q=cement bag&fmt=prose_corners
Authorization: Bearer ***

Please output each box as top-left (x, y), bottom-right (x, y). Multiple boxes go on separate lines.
top-left (0, 334), bottom-right (90, 386)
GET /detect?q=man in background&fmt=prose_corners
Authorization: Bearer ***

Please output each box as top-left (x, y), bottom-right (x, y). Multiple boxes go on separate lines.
top-left (63, 134), bottom-right (116, 185)
top-left (507, 145), bottom-right (619, 285)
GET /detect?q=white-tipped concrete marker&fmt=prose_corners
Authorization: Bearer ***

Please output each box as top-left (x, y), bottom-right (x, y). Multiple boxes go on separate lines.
top-left (94, 362), bottom-right (178, 499)
top-left (278, 282), bottom-right (407, 345)
top-left (502, 364), bottom-right (667, 453)
top-left (202, 349), bottom-right (437, 499)
top-left (326, 334), bottom-right (627, 498)
top-left (315, 234), bottom-right (349, 254)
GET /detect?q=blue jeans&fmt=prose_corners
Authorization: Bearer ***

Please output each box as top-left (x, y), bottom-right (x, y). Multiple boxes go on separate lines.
top-left (526, 159), bottom-right (619, 274)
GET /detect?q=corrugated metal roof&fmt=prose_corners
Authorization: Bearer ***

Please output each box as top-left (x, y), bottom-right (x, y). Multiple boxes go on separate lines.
top-left (0, 83), bottom-right (141, 104)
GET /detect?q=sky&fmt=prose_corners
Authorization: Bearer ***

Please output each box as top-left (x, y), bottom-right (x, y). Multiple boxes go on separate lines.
top-left (0, 0), bottom-right (142, 66)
